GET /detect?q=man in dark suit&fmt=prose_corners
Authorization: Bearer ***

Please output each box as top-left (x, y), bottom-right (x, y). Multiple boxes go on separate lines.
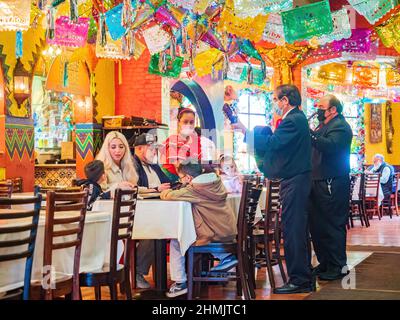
top-left (233, 84), bottom-right (313, 294)
top-left (309, 94), bottom-right (353, 281)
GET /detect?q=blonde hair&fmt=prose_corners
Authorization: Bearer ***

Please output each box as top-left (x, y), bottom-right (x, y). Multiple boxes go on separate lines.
top-left (96, 131), bottom-right (138, 184)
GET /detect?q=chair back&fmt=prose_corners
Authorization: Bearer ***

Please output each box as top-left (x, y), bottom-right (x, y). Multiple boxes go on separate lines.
top-left (364, 173), bottom-right (380, 199)
top-left (393, 172), bottom-right (400, 194)
top-left (0, 180), bottom-right (13, 198)
top-left (109, 188), bottom-right (138, 274)
top-left (263, 179), bottom-right (281, 235)
top-left (12, 178), bottom-right (23, 193)
top-left (43, 190), bottom-right (88, 300)
top-left (0, 195), bottom-right (42, 300)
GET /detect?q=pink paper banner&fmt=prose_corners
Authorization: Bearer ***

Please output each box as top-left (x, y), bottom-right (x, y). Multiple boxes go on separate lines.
top-left (47, 16), bottom-right (89, 48)
top-left (333, 29), bottom-right (371, 53)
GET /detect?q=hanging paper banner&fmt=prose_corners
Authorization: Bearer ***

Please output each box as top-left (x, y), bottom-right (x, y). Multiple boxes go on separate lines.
top-left (347, 0), bottom-right (398, 24)
top-left (317, 63), bottom-right (347, 84)
top-left (386, 68), bottom-right (400, 86)
top-left (47, 16), bottom-right (89, 48)
top-left (262, 13), bottom-right (285, 45)
top-left (333, 28), bottom-right (371, 53)
top-left (142, 24), bottom-right (171, 55)
top-left (0, 0), bottom-right (31, 31)
top-left (154, 6), bottom-right (180, 28)
top-left (342, 39), bottom-right (378, 61)
top-left (148, 53), bottom-right (184, 78)
top-left (375, 14), bottom-right (400, 48)
top-left (239, 65), bottom-right (265, 86)
top-left (227, 62), bottom-right (246, 82)
top-left (105, 1), bottom-right (137, 41)
top-left (218, 0), bottom-right (268, 42)
top-left (15, 30), bottom-right (22, 58)
top-left (353, 65), bottom-right (380, 87)
top-left (316, 8), bottom-right (351, 45)
top-left (96, 37), bottom-right (130, 60)
top-left (306, 87), bottom-right (326, 100)
top-left (233, 0), bottom-right (293, 18)
top-left (169, 0), bottom-right (195, 10)
top-left (194, 0), bottom-right (212, 14)
top-left (281, 0), bottom-right (333, 44)
top-left (194, 48), bottom-right (224, 77)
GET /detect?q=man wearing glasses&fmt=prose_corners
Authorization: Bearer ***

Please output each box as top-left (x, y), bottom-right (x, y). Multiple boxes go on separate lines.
top-left (309, 94), bottom-right (353, 281)
top-left (232, 84), bottom-right (314, 294)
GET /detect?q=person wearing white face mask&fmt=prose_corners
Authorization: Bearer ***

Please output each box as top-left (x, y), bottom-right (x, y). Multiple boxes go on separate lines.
top-left (160, 108), bottom-right (217, 180)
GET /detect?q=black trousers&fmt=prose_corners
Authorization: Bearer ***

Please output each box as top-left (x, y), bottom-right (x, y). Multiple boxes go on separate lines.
top-left (280, 172), bottom-right (312, 286)
top-left (309, 175), bottom-right (350, 273)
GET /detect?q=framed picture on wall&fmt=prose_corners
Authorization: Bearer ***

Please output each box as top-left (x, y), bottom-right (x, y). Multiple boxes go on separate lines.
top-left (370, 103), bottom-right (382, 144)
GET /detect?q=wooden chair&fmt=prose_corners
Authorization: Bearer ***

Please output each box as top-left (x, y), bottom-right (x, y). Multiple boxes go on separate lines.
top-left (186, 180), bottom-right (263, 300)
top-left (364, 173), bottom-right (381, 220)
top-left (349, 173), bottom-right (370, 228)
top-left (30, 190), bottom-right (88, 300)
top-left (12, 177), bottom-right (23, 193)
top-left (0, 180), bottom-right (13, 198)
top-left (80, 188), bottom-right (138, 300)
top-left (381, 172), bottom-right (400, 218)
top-left (253, 179), bottom-right (287, 290)
top-left (0, 195), bottom-right (42, 300)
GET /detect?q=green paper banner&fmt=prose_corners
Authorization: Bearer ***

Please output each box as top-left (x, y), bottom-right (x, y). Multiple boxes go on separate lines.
top-left (148, 54), bottom-right (184, 78)
top-left (347, 0), bottom-right (398, 24)
top-left (239, 66), bottom-right (265, 86)
top-left (281, 0), bottom-right (333, 43)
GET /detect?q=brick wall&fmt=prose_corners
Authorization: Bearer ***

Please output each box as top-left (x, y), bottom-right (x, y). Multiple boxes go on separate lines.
top-left (115, 51), bottom-right (162, 122)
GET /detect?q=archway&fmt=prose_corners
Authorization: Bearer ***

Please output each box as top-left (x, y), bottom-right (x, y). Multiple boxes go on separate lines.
top-left (171, 79), bottom-right (216, 131)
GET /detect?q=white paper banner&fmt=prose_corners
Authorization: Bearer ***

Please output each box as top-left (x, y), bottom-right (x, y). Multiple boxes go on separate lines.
top-left (317, 8), bottom-right (351, 45)
top-left (169, 0), bottom-right (196, 10)
top-left (142, 24), bottom-right (171, 55)
top-left (234, 0), bottom-right (293, 18)
top-left (0, 0), bottom-right (31, 31)
top-left (227, 62), bottom-right (246, 82)
top-left (262, 13), bottom-right (285, 45)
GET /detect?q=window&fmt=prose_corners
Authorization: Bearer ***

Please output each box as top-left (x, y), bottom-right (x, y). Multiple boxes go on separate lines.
top-left (233, 90), bottom-right (272, 173)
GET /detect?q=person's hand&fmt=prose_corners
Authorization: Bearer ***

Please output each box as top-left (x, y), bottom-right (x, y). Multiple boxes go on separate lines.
top-left (118, 181), bottom-right (135, 189)
top-left (230, 120), bottom-right (246, 135)
top-left (157, 183), bottom-right (171, 192)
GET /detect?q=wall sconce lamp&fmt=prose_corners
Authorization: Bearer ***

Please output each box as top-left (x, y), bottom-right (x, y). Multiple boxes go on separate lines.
top-left (13, 58), bottom-right (30, 108)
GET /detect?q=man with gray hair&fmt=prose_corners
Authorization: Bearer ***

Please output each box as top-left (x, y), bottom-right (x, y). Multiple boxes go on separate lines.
top-left (309, 94), bottom-right (353, 281)
top-left (367, 153), bottom-right (395, 204)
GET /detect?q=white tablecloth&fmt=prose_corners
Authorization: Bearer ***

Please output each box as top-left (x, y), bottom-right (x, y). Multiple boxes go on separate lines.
top-left (0, 210), bottom-right (111, 293)
top-left (352, 176), bottom-right (384, 205)
top-left (92, 190), bottom-right (265, 256)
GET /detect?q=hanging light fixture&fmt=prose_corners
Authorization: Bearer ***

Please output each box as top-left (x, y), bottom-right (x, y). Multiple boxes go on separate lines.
top-left (13, 58), bottom-right (30, 108)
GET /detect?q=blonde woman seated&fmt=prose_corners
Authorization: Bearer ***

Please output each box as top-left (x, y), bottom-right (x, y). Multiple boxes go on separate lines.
top-left (96, 131), bottom-right (138, 196)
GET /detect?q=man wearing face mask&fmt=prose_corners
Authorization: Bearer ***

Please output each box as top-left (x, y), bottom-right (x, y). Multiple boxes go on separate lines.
top-left (309, 95), bottom-right (353, 281)
top-left (132, 133), bottom-right (172, 289)
top-left (232, 84), bottom-right (314, 294)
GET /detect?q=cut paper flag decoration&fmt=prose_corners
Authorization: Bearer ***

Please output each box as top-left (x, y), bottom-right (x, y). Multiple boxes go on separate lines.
top-left (386, 68), bottom-right (400, 86)
top-left (218, 0), bottom-right (268, 42)
top-left (47, 16), bottom-right (89, 48)
top-left (262, 13), bottom-right (285, 45)
top-left (375, 14), bottom-right (400, 48)
top-left (352, 65), bottom-right (380, 87)
top-left (148, 53), bottom-right (184, 78)
top-left (342, 39), bottom-right (378, 61)
top-left (142, 24), bottom-right (172, 55)
top-left (233, 0), bottom-right (293, 18)
top-left (169, 0), bottom-right (196, 10)
top-left (105, 1), bottom-right (137, 41)
top-left (194, 48), bottom-right (224, 77)
top-left (317, 63), bottom-right (347, 84)
top-left (96, 31), bottom-right (145, 60)
top-left (227, 62), bottom-right (246, 82)
top-left (0, 0), bottom-right (31, 31)
top-left (316, 8), bottom-right (351, 45)
top-left (347, 0), bottom-right (398, 25)
top-left (281, 0), bottom-right (333, 44)
top-left (333, 28), bottom-right (372, 53)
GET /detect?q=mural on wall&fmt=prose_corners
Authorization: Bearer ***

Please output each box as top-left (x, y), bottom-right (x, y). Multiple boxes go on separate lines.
top-left (370, 103), bottom-right (382, 144)
top-left (75, 124), bottom-right (102, 160)
top-left (5, 122), bottom-right (34, 161)
top-left (386, 100), bottom-right (394, 154)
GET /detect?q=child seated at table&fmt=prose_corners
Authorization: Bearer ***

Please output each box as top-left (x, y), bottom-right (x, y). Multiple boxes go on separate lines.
top-left (218, 154), bottom-right (243, 194)
top-left (160, 159), bottom-right (238, 298)
top-left (76, 160), bottom-right (111, 210)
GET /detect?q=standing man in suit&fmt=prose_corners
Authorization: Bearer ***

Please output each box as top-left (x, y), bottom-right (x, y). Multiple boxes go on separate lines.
top-left (233, 84), bottom-right (314, 294)
top-left (309, 95), bottom-right (353, 281)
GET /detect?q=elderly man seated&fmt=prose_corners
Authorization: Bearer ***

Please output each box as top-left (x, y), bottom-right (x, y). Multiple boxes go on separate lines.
top-left (132, 133), bottom-right (172, 288)
top-left (366, 154), bottom-right (395, 206)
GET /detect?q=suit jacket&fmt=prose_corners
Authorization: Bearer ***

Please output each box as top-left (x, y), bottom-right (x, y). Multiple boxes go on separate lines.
top-left (133, 155), bottom-right (171, 188)
top-left (253, 108), bottom-right (312, 179)
top-left (311, 115), bottom-right (353, 180)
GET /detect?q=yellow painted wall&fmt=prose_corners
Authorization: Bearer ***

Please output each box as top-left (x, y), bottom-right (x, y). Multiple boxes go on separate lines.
top-left (365, 102), bottom-right (400, 166)
top-left (94, 59), bottom-right (115, 123)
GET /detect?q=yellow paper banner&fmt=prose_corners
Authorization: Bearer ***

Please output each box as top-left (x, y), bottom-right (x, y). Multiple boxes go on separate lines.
top-left (194, 48), bottom-right (223, 77)
top-left (317, 63), bottom-right (347, 84)
top-left (386, 68), bottom-right (400, 86)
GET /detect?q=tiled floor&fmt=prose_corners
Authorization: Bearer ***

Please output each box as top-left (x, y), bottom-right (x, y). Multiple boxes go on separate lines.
top-left (81, 215), bottom-right (400, 300)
